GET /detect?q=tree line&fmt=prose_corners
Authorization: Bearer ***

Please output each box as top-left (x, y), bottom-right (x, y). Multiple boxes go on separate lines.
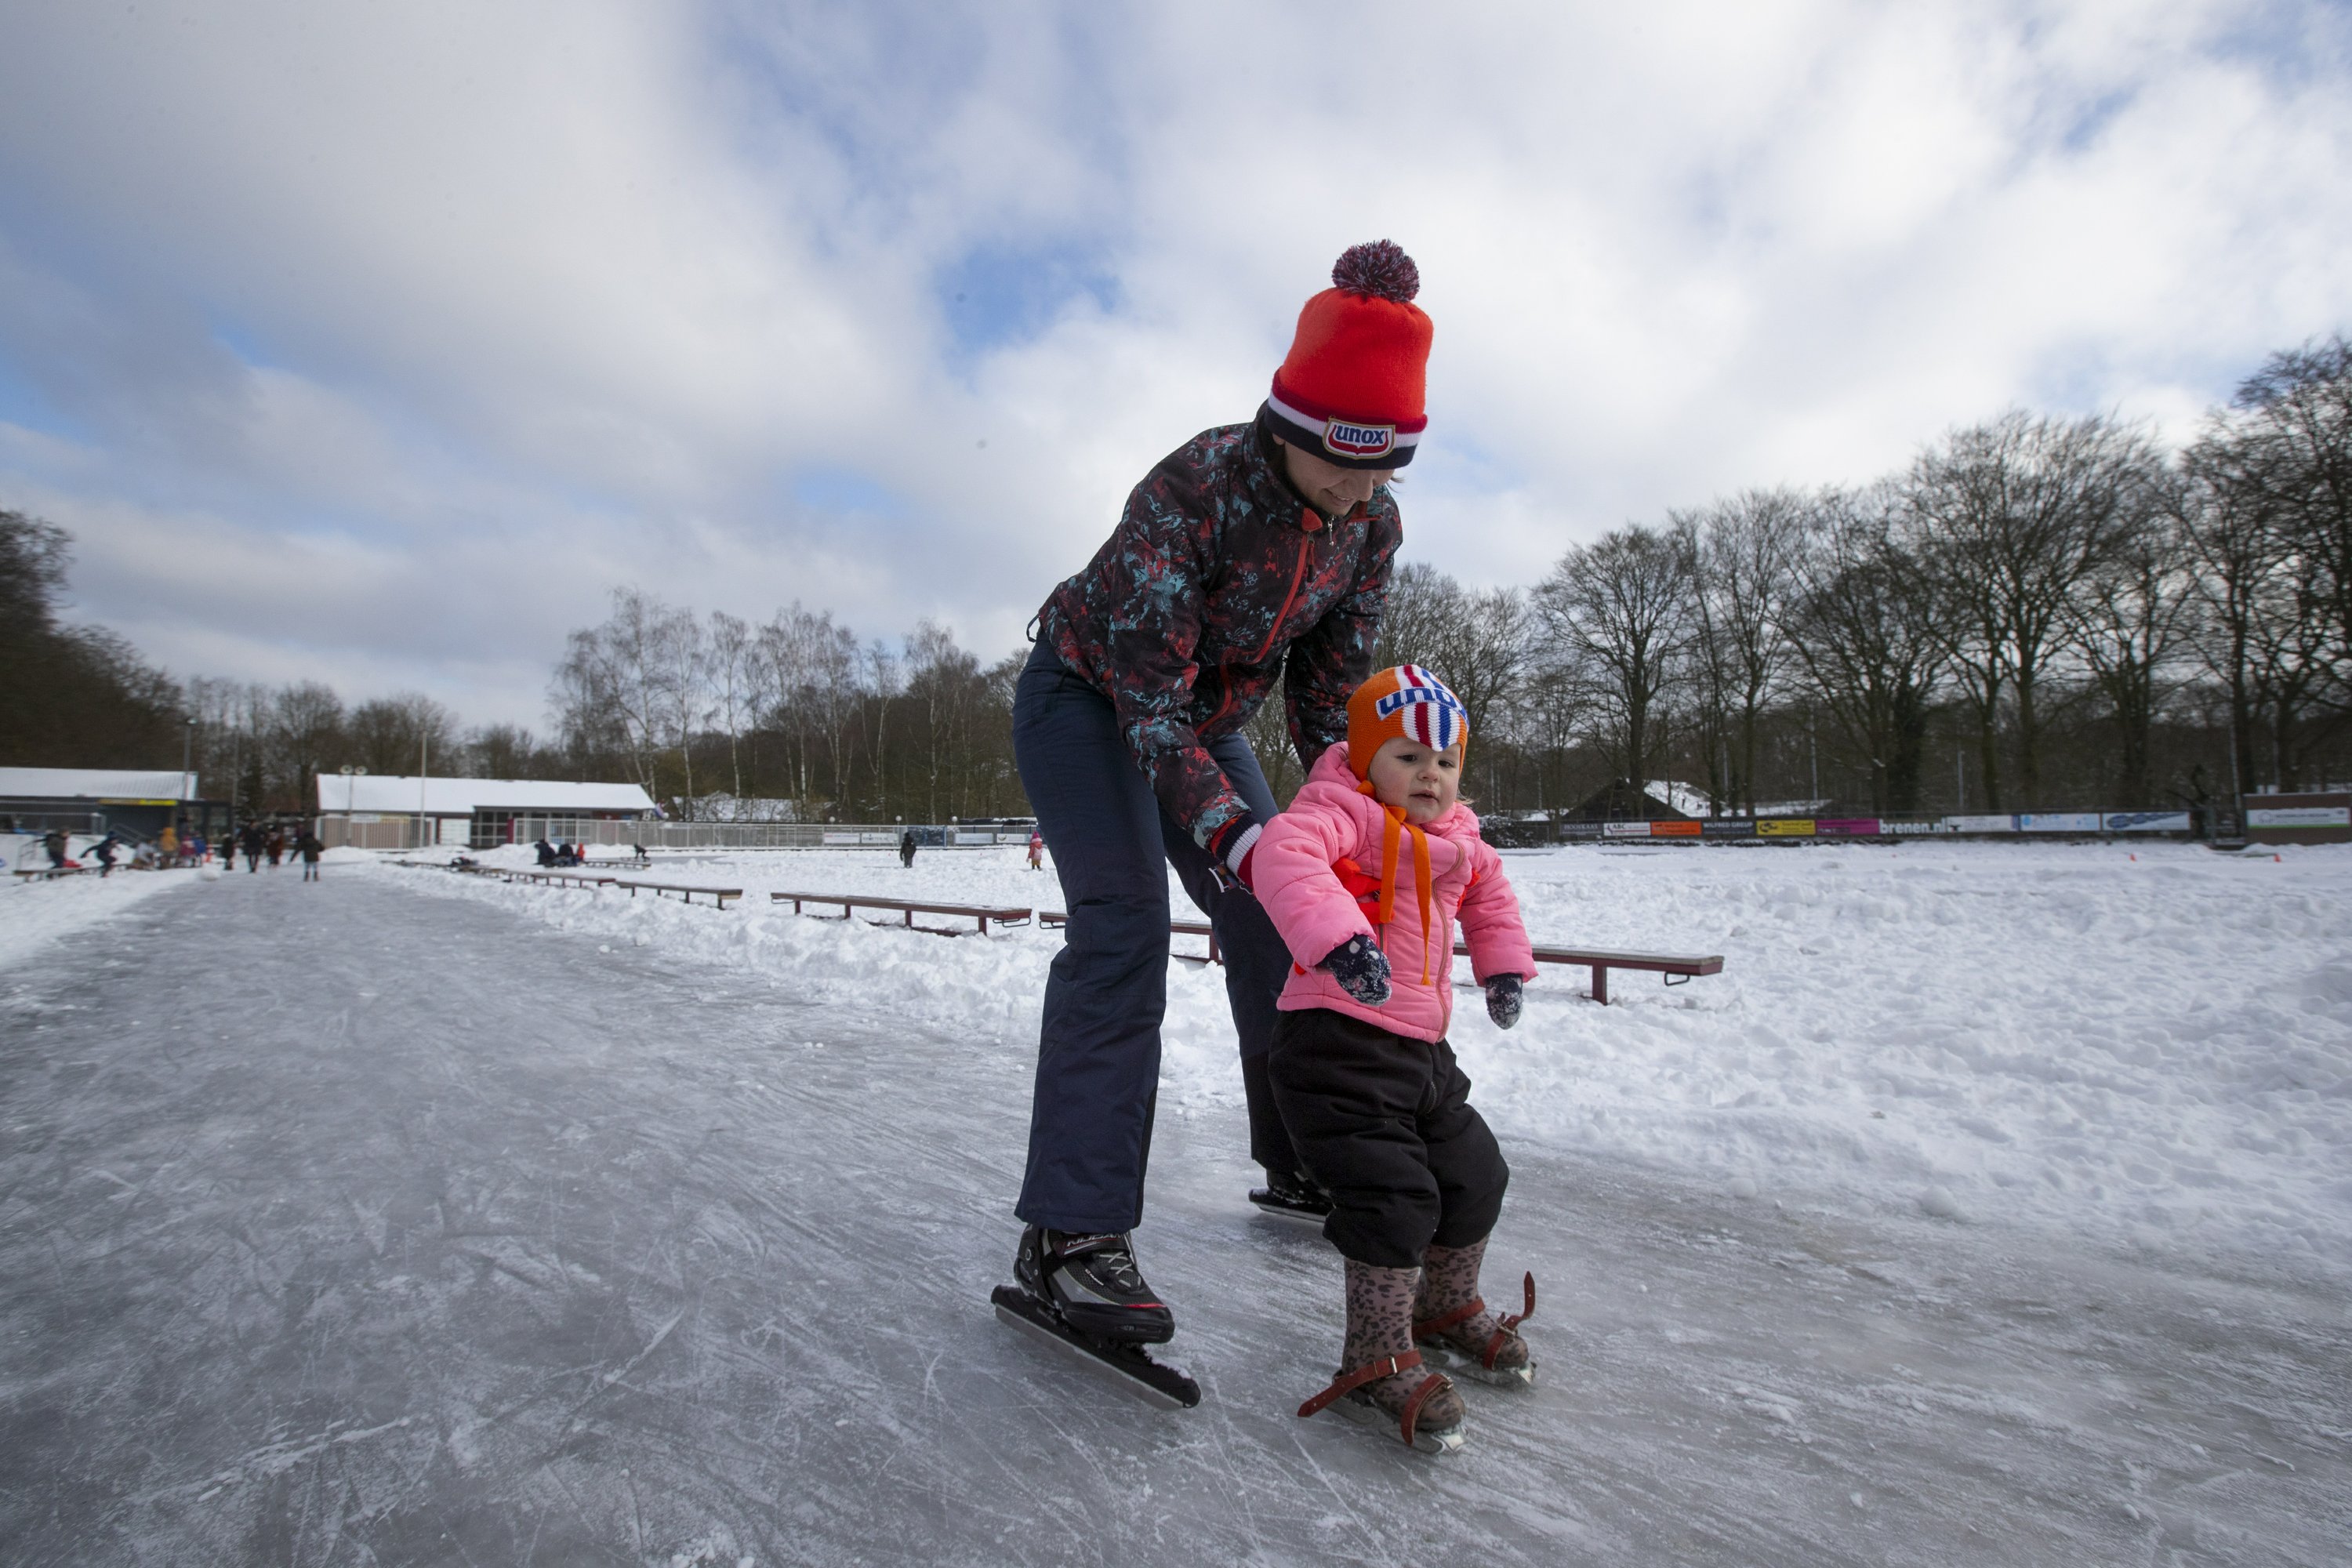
top-left (8, 334), bottom-right (2345, 826)
top-left (1305, 336), bottom-right (2347, 821)
top-left (549, 591), bottom-right (1025, 822)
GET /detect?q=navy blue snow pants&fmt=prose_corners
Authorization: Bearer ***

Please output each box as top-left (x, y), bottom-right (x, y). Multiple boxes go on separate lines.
top-left (1011, 641), bottom-right (1301, 1235)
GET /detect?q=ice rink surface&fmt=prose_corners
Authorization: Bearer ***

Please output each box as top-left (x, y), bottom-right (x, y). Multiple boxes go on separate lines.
top-left (2, 851), bottom-right (2347, 1565)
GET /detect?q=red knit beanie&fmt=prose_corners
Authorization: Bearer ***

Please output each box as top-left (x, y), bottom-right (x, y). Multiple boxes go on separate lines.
top-left (1266, 241), bottom-right (1432, 470)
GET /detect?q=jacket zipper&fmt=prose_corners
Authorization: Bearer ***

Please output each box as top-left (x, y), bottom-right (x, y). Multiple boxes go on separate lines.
top-left (1204, 528), bottom-right (1316, 734)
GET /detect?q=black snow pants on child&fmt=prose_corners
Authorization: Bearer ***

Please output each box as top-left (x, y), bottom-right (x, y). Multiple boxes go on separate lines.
top-left (1266, 1007), bottom-right (1508, 1268)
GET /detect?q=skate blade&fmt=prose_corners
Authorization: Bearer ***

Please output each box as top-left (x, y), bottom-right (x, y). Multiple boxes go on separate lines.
top-left (1249, 1198), bottom-right (1330, 1231)
top-left (1329, 1391), bottom-right (1466, 1455)
top-left (1416, 1342), bottom-right (1537, 1388)
top-left (991, 1288), bottom-right (1201, 1410)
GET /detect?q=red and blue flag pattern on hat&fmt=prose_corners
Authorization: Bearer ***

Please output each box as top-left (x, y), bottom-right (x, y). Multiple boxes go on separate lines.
top-left (1374, 665), bottom-right (1467, 751)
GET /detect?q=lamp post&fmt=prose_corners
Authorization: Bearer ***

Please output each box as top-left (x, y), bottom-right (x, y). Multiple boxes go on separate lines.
top-left (337, 765), bottom-right (368, 849)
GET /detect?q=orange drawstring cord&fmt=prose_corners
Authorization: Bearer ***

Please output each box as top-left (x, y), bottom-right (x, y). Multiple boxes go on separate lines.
top-left (1358, 781), bottom-right (1438, 985)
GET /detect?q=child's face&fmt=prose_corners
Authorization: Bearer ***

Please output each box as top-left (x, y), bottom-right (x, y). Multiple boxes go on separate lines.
top-left (1365, 735), bottom-right (1463, 824)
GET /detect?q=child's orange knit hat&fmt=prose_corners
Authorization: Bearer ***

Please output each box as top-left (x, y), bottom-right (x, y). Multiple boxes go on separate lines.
top-left (1346, 664), bottom-right (1469, 779)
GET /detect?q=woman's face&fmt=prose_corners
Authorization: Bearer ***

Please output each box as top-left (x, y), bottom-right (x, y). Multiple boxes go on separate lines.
top-left (1276, 437), bottom-right (1393, 518)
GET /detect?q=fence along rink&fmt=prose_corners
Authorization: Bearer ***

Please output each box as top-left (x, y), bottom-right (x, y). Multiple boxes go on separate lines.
top-left (504, 818), bottom-right (1033, 851)
top-left (1544, 809), bottom-right (2214, 843)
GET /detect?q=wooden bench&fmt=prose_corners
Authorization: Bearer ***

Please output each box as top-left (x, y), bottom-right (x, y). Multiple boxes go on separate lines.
top-left (1037, 912), bottom-right (1721, 1003)
top-left (771, 892), bottom-right (1030, 935)
top-left (1508, 944), bottom-right (1723, 1004)
top-left (11, 866), bottom-right (96, 880)
top-left (615, 879), bottom-right (742, 909)
top-left (508, 868), bottom-right (618, 891)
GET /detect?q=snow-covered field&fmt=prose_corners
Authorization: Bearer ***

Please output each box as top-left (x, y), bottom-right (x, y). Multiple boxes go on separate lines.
top-left (393, 837), bottom-right (2352, 1283)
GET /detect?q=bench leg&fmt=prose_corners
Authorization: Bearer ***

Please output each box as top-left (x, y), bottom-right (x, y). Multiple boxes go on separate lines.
top-left (1592, 964), bottom-right (1610, 1006)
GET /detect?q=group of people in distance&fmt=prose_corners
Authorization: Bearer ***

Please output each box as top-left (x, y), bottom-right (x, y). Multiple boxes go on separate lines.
top-left (533, 838), bottom-right (587, 867)
top-left (1004, 241), bottom-right (1536, 1454)
top-left (31, 818), bottom-right (320, 877)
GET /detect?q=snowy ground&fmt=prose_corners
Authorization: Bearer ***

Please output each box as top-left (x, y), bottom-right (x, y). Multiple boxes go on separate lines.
top-left (0, 845), bottom-right (2346, 1564)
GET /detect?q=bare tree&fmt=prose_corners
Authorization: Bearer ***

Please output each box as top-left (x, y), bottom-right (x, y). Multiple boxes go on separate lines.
top-left (2227, 335), bottom-right (2352, 674)
top-left (1784, 486), bottom-right (1944, 814)
top-left (707, 611), bottom-right (755, 802)
top-left (1533, 524), bottom-right (1693, 786)
top-left (1901, 410), bottom-right (2167, 808)
top-left (1674, 488), bottom-right (1802, 815)
top-left (267, 682), bottom-right (347, 813)
top-left (2183, 427), bottom-right (2338, 793)
top-left (2064, 485), bottom-right (2198, 805)
top-left (347, 693), bottom-right (459, 778)
top-left (549, 589), bottom-right (673, 798)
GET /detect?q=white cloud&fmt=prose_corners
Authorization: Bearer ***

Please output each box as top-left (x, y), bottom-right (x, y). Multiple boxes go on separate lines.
top-left (0, 0), bottom-right (2347, 727)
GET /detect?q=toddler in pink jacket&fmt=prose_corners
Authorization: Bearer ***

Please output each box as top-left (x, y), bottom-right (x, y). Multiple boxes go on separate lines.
top-left (1250, 664), bottom-right (1538, 1455)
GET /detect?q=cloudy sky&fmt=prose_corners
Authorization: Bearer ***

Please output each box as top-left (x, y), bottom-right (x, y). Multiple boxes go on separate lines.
top-left (3, 2), bottom-right (2349, 728)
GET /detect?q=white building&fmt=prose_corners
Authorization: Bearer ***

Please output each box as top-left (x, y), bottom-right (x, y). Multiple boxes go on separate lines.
top-left (316, 775), bottom-right (659, 850)
top-left (0, 767), bottom-right (212, 840)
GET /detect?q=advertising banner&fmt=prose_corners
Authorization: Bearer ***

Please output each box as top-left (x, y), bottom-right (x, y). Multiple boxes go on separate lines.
top-left (1881, 820), bottom-right (1947, 835)
top-left (1815, 818), bottom-right (1882, 836)
top-left (1650, 820), bottom-right (1701, 837)
top-left (1757, 818), bottom-right (1815, 837)
top-left (1602, 821), bottom-right (1653, 838)
top-left (1701, 818), bottom-right (1757, 837)
top-left (1943, 815), bottom-right (2016, 833)
top-left (2102, 811), bottom-right (2192, 833)
top-left (2017, 812), bottom-right (2103, 833)
top-left (2248, 805), bottom-right (2350, 828)
top-left (1558, 821), bottom-right (1606, 839)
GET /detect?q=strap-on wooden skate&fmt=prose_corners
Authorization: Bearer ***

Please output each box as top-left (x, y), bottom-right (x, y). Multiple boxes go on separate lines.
top-left (1296, 1351), bottom-right (1454, 1449)
top-left (1412, 1271), bottom-right (1535, 1370)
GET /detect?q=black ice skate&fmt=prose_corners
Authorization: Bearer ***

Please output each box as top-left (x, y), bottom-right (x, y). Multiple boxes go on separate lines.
top-left (992, 1228), bottom-right (1200, 1410)
top-left (1249, 1167), bottom-right (1333, 1229)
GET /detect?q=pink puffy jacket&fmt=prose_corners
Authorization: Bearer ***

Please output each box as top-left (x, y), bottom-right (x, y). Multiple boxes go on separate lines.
top-left (1256, 743), bottom-right (1537, 1044)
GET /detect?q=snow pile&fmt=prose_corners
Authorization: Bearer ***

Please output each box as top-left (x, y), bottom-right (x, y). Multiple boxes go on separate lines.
top-left (372, 840), bottom-right (2352, 1279)
top-left (0, 868), bottom-right (195, 969)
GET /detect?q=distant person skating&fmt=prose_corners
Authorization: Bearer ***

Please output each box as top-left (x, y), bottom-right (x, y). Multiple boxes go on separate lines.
top-left (296, 829), bottom-right (324, 881)
top-left (994, 242), bottom-right (1421, 1399)
top-left (42, 827), bottom-right (71, 869)
top-left (88, 833), bottom-right (120, 877)
top-left (1255, 666), bottom-right (1537, 1454)
top-left (266, 828), bottom-right (286, 867)
top-left (1027, 829), bottom-right (1044, 871)
top-left (899, 829), bottom-right (917, 869)
top-left (240, 822), bottom-right (264, 873)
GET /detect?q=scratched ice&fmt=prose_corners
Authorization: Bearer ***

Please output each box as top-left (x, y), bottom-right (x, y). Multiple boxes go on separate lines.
top-left (0, 851), bottom-right (2345, 1565)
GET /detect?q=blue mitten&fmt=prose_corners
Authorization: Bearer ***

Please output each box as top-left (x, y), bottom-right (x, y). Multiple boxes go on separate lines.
top-left (1485, 975), bottom-right (1523, 1029)
top-left (1318, 935), bottom-right (1392, 1007)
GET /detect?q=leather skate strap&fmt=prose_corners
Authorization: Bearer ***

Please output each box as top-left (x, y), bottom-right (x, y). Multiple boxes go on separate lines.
top-left (1412, 1296), bottom-right (1486, 1340)
top-left (1483, 1272), bottom-right (1535, 1370)
top-left (1414, 1272), bottom-right (1537, 1370)
top-left (1297, 1352), bottom-right (1452, 1448)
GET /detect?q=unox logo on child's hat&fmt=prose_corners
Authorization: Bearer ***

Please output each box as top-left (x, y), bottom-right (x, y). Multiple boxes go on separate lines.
top-left (1347, 664), bottom-right (1468, 778)
top-left (1265, 241), bottom-right (1432, 473)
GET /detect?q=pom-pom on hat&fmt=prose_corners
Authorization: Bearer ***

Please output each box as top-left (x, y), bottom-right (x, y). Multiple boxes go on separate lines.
top-left (1266, 241), bottom-right (1433, 470)
top-left (1347, 664), bottom-right (1469, 779)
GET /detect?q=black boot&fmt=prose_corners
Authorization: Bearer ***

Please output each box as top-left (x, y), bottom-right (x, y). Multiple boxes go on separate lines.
top-left (1014, 1226), bottom-right (1175, 1345)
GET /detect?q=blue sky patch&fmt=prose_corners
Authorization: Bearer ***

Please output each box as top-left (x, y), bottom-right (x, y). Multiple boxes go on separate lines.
top-left (937, 239), bottom-right (1120, 361)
